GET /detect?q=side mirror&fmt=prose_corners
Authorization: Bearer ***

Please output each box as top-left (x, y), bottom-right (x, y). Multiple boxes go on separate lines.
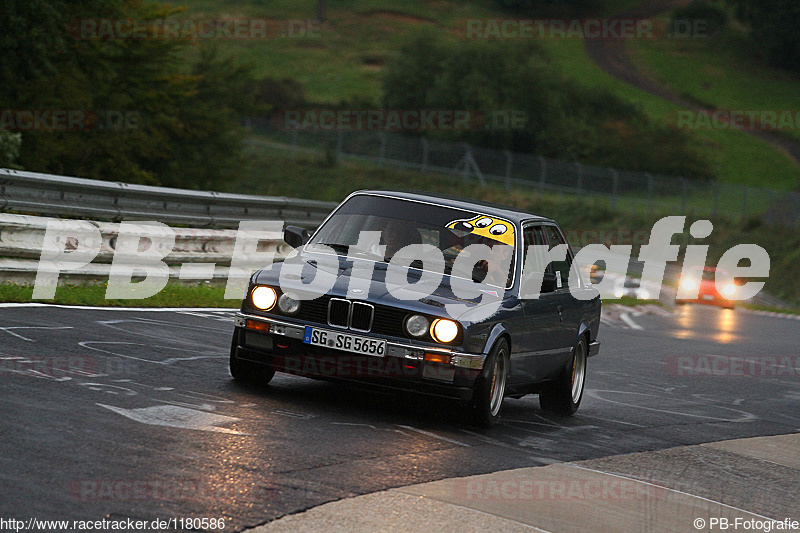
top-left (284, 226), bottom-right (310, 249)
top-left (541, 272), bottom-right (558, 294)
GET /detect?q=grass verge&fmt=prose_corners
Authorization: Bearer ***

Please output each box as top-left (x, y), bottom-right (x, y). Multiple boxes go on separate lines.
top-left (740, 303), bottom-right (800, 316)
top-left (0, 282), bottom-right (239, 308)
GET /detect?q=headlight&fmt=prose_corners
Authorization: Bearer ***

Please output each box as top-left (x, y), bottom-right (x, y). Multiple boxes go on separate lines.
top-left (614, 290), bottom-right (624, 298)
top-left (431, 318), bottom-right (459, 344)
top-left (251, 286), bottom-right (277, 311)
top-left (278, 293), bottom-right (300, 314)
top-left (722, 283), bottom-right (736, 297)
top-left (639, 290), bottom-right (650, 300)
top-left (405, 314), bottom-right (429, 337)
top-left (681, 278), bottom-right (696, 291)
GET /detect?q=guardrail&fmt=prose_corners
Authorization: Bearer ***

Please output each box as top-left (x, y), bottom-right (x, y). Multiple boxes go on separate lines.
top-left (0, 214), bottom-right (791, 308)
top-left (0, 213), bottom-right (292, 289)
top-left (0, 168), bottom-right (336, 229)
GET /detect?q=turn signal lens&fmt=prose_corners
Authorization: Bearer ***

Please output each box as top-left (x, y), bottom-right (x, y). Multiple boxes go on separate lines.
top-left (245, 320), bottom-right (270, 333)
top-left (424, 352), bottom-right (452, 365)
top-left (431, 318), bottom-right (459, 344)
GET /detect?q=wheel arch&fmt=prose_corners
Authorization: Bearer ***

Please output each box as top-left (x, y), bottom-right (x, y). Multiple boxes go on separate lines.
top-left (483, 323), bottom-right (512, 356)
top-left (576, 321), bottom-right (593, 347)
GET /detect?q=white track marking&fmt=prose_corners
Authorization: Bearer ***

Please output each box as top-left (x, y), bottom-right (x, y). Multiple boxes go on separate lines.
top-left (332, 422), bottom-right (408, 435)
top-left (619, 312), bottom-right (643, 330)
top-left (98, 403), bottom-right (248, 435)
top-left (0, 326), bottom-right (73, 342)
top-left (398, 425), bottom-right (471, 447)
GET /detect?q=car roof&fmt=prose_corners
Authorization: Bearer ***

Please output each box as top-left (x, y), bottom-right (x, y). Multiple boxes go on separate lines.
top-left (350, 190), bottom-right (554, 225)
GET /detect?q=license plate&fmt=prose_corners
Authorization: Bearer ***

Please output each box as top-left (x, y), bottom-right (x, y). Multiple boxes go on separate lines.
top-left (702, 295), bottom-right (714, 301)
top-left (303, 327), bottom-right (386, 356)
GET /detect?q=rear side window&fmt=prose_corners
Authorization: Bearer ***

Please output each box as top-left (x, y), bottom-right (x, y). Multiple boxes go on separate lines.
top-left (544, 225), bottom-right (578, 289)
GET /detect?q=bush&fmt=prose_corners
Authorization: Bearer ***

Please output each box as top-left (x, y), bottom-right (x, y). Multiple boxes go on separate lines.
top-left (383, 32), bottom-right (712, 179)
top-left (0, 131), bottom-right (22, 168)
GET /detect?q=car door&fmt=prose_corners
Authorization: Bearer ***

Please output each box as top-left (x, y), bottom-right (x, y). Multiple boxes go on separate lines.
top-left (533, 224), bottom-right (584, 378)
top-left (514, 224), bottom-right (566, 383)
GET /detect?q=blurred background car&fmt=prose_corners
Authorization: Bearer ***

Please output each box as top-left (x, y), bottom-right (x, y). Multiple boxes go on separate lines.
top-left (589, 264), bottom-right (604, 284)
top-left (613, 276), bottom-right (653, 300)
top-left (676, 266), bottom-right (736, 309)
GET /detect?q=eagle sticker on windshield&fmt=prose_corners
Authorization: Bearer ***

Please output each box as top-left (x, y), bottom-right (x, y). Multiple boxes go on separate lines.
top-left (446, 215), bottom-right (515, 247)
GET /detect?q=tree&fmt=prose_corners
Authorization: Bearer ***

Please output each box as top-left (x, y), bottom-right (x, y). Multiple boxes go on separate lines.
top-left (0, 0), bottom-right (260, 188)
top-left (725, 0), bottom-right (800, 72)
top-left (383, 32), bottom-right (712, 178)
top-left (317, 0), bottom-right (327, 22)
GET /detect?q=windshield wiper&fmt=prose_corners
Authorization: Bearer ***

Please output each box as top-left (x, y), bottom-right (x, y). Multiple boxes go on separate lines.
top-left (313, 243), bottom-right (383, 260)
top-left (313, 243), bottom-right (350, 254)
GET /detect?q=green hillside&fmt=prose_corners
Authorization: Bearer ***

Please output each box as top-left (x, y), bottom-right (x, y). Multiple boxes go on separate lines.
top-left (174, 0), bottom-right (800, 189)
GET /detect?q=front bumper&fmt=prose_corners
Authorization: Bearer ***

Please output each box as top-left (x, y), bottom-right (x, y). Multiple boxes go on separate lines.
top-left (589, 340), bottom-right (601, 357)
top-left (232, 312), bottom-right (486, 401)
top-left (676, 294), bottom-right (734, 307)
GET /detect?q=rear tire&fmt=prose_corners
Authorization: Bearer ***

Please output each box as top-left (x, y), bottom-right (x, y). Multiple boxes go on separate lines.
top-left (470, 339), bottom-right (509, 427)
top-left (540, 337), bottom-right (587, 416)
top-left (230, 337), bottom-right (275, 385)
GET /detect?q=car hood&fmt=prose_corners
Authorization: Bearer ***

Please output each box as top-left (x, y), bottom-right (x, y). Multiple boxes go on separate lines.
top-left (252, 253), bottom-right (504, 320)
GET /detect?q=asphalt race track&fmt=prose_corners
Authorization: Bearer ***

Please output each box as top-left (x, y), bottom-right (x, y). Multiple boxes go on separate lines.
top-left (0, 304), bottom-right (798, 530)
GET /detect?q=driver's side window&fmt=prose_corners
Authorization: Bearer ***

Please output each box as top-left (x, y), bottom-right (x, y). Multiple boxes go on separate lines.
top-left (544, 225), bottom-right (576, 289)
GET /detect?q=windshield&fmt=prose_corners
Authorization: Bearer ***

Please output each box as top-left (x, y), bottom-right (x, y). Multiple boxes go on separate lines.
top-left (307, 194), bottom-right (516, 288)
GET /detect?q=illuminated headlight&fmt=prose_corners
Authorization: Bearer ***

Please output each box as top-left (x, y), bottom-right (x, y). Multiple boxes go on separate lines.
top-left (251, 286), bottom-right (277, 311)
top-left (431, 318), bottom-right (459, 344)
top-left (278, 293), bottom-right (300, 315)
top-left (681, 278), bottom-right (696, 291)
top-left (405, 314), bottom-right (429, 337)
top-left (614, 290), bottom-right (624, 299)
top-left (639, 290), bottom-right (650, 300)
top-left (722, 284), bottom-right (736, 297)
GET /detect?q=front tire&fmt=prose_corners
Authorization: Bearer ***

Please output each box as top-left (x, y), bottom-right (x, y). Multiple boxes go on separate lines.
top-left (539, 336), bottom-right (587, 416)
top-left (470, 339), bottom-right (509, 427)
